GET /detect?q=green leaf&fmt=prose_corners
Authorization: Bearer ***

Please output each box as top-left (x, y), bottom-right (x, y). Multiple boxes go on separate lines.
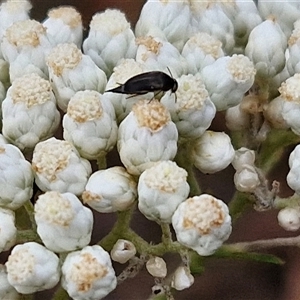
top-left (228, 191), bottom-right (253, 222)
top-left (213, 247), bottom-right (284, 265)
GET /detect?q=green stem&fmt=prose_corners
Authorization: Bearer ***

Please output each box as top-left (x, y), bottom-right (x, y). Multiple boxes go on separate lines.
top-left (225, 234), bottom-right (300, 252)
top-left (97, 155), bottom-right (107, 170)
top-left (228, 191), bottom-right (252, 222)
top-left (160, 223), bottom-right (173, 246)
top-left (16, 229), bottom-right (41, 244)
top-left (175, 142), bottom-right (201, 196)
top-left (99, 206), bottom-right (137, 251)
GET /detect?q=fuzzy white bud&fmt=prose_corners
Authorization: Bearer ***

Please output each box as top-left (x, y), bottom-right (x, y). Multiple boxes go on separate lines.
top-left (43, 6), bottom-right (83, 48)
top-left (135, 36), bottom-right (187, 77)
top-left (34, 191), bottom-right (93, 252)
top-left (138, 161), bottom-right (189, 223)
top-left (2, 73), bottom-right (60, 151)
top-left (0, 144), bottom-right (33, 210)
top-left (192, 131), bottom-right (235, 174)
top-left (245, 18), bottom-right (287, 79)
top-left (172, 194), bottom-right (232, 256)
top-left (47, 43), bottom-right (107, 112)
top-left (0, 265), bottom-right (19, 300)
top-left (135, 0), bottom-right (191, 51)
top-left (6, 242), bottom-right (60, 294)
top-left (181, 32), bottom-right (224, 74)
top-left (279, 73), bottom-right (300, 135)
top-left (1, 19), bottom-right (51, 81)
top-left (82, 166), bottom-right (137, 213)
top-left (32, 137), bottom-right (92, 195)
top-left (83, 9), bottom-right (137, 77)
top-left (118, 100), bottom-right (178, 175)
top-left (0, 208), bottom-right (16, 253)
top-left (189, 2), bottom-right (235, 54)
top-left (61, 245), bottom-right (117, 300)
top-left (63, 90), bottom-right (117, 160)
top-left (201, 54), bottom-right (256, 111)
top-left (161, 73), bottom-right (216, 141)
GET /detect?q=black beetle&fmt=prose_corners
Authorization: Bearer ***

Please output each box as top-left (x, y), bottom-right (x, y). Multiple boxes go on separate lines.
top-left (105, 70), bottom-right (178, 100)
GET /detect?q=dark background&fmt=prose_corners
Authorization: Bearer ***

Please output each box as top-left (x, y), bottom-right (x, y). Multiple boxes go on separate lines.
top-left (2, 1), bottom-right (300, 299)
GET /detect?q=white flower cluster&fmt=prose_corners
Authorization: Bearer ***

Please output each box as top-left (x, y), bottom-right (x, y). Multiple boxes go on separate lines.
top-left (3, 0), bottom-right (300, 299)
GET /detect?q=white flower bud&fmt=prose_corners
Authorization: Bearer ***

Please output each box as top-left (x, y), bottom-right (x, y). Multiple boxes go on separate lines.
top-left (135, 36), bottom-right (187, 77)
top-left (220, 1), bottom-right (262, 48)
top-left (0, 58), bottom-right (9, 88)
top-left (2, 73), bottom-right (60, 151)
top-left (135, 0), bottom-right (191, 51)
top-left (278, 207), bottom-right (300, 231)
top-left (82, 166), bottom-right (137, 213)
top-left (146, 256), bottom-right (167, 278)
top-left (138, 161), bottom-right (189, 223)
top-left (6, 242), bottom-right (60, 294)
top-left (287, 145), bottom-right (300, 194)
top-left (257, 1), bottom-right (300, 37)
top-left (32, 137), bottom-right (92, 195)
top-left (110, 239), bottom-right (136, 264)
top-left (0, 208), bottom-right (16, 253)
top-left (171, 266), bottom-right (194, 291)
top-left (172, 194), bottom-right (232, 256)
top-left (47, 43), bottom-right (107, 112)
top-left (118, 100), bottom-right (178, 175)
top-left (161, 73), bottom-right (216, 141)
top-left (232, 147), bottom-right (256, 171)
top-left (0, 144), bottom-right (33, 210)
top-left (263, 96), bottom-right (289, 129)
top-left (245, 18), bottom-right (287, 79)
top-left (287, 25), bottom-right (300, 75)
top-left (1, 19), bottom-right (51, 81)
top-left (105, 59), bottom-right (151, 123)
top-left (0, 134), bottom-right (8, 145)
top-left (279, 73), bottom-right (300, 135)
top-left (83, 9), bottom-right (137, 77)
top-left (181, 32), bottom-right (224, 74)
top-left (34, 191), bottom-right (93, 253)
top-left (234, 165), bottom-right (260, 193)
top-left (0, 265), bottom-right (19, 300)
top-left (225, 104), bottom-right (250, 131)
top-left (201, 54), bottom-right (256, 111)
top-left (192, 131), bottom-right (235, 174)
top-left (43, 6), bottom-right (83, 48)
top-left (0, 0), bottom-right (31, 58)
top-left (61, 245), bottom-right (117, 300)
top-left (63, 90), bottom-right (117, 160)
top-left (189, 2), bottom-right (235, 54)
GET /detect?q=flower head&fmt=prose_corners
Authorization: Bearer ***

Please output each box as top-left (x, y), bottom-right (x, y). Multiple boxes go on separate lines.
top-left (6, 242), bottom-right (60, 294)
top-left (172, 194), bottom-right (232, 256)
top-left (34, 191), bottom-right (93, 252)
top-left (32, 137), bottom-right (92, 195)
top-left (61, 245), bottom-right (117, 300)
top-left (118, 100), bottom-right (178, 175)
top-left (138, 161), bottom-right (189, 223)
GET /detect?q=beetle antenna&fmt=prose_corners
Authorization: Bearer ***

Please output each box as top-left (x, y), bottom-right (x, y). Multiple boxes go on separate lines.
top-left (166, 67), bottom-right (173, 79)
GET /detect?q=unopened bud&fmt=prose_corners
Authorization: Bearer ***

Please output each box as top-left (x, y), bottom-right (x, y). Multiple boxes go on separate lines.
top-left (146, 257), bottom-right (167, 278)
